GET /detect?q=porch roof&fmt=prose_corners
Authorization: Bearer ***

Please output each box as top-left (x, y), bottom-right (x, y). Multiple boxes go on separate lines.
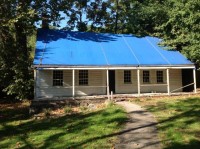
top-left (33, 29), bottom-right (193, 68)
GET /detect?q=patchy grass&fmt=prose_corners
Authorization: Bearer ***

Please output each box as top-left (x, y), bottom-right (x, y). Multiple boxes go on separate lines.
top-left (0, 101), bottom-right (127, 149)
top-left (131, 95), bottom-right (200, 149)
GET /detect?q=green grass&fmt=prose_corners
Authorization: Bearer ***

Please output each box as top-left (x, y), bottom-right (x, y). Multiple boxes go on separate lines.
top-left (131, 96), bottom-right (200, 149)
top-left (0, 102), bottom-right (127, 149)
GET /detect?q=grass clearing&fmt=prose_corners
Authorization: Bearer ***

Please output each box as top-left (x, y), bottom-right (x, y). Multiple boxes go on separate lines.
top-left (0, 100), bottom-right (127, 149)
top-left (131, 95), bottom-right (200, 149)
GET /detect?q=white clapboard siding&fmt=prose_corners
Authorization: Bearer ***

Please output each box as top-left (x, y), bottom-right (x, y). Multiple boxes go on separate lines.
top-left (115, 69), bottom-right (182, 94)
top-left (169, 69), bottom-right (182, 92)
top-left (36, 70), bottom-right (73, 98)
top-left (140, 70), bottom-right (166, 93)
top-left (115, 70), bottom-right (138, 93)
top-left (36, 69), bottom-right (183, 98)
top-left (75, 70), bottom-right (106, 96)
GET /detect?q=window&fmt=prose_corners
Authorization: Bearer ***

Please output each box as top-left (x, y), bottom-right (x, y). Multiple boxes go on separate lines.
top-left (157, 71), bottom-right (164, 83)
top-left (79, 70), bottom-right (88, 85)
top-left (143, 71), bottom-right (150, 83)
top-left (53, 70), bottom-right (63, 86)
top-left (124, 70), bottom-right (131, 83)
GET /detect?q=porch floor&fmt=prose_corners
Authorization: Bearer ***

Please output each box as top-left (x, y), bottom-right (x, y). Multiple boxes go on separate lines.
top-left (34, 91), bottom-right (198, 101)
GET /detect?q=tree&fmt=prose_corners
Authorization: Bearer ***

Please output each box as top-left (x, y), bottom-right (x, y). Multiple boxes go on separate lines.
top-left (155, 0), bottom-right (200, 64)
top-left (62, 0), bottom-right (88, 31)
top-left (105, 0), bottom-right (132, 33)
top-left (0, 0), bottom-right (64, 99)
top-left (87, 0), bottom-right (110, 32)
top-left (0, 0), bottom-right (36, 99)
top-left (127, 0), bottom-right (200, 64)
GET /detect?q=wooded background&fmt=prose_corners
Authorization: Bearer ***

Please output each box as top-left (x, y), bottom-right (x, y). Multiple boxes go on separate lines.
top-left (0, 0), bottom-right (199, 100)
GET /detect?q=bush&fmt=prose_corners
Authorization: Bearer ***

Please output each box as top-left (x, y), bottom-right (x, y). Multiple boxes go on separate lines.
top-left (64, 106), bottom-right (72, 114)
top-left (79, 106), bottom-right (88, 112)
top-left (43, 108), bottom-right (51, 117)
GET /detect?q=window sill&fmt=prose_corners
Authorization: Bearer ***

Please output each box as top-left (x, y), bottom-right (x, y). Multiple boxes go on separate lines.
top-left (124, 82), bottom-right (132, 84)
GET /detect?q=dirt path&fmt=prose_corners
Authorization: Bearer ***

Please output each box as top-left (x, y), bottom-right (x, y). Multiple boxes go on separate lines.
top-left (115, 101), bottom-right (161, 149)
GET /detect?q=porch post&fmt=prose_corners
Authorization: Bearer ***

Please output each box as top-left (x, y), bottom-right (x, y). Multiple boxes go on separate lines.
top-left (72, 69), bottom-right (75, 97)
top-left (34, 69), bottom-right (37, 100)
top-left (193, 68), bottom-right (197, 93)
top-left (166, 68), bottom-right (170, 95)
top-left (137, 69), bottom-right (140, 96)
top-left (106, 69), bottom-right (110, 99)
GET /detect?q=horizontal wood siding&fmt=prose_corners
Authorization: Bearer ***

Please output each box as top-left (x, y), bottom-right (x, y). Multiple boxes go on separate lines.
top-left (115, 69), bottom-right (182, 94)
top-left (36, 70), bottom-right (73, 98)
top-left (115, 70), bottom-right (138, 93)
top-left (36, 70), bottom-right (106, 98)
top-left (35, 69), bottom-right (183, 98)
top-left (169, 69), bottom-right (182, 92)
top-left (140, 70), bottom-right (167, 93)
top-left (75, 70), bottom-right (106, 96)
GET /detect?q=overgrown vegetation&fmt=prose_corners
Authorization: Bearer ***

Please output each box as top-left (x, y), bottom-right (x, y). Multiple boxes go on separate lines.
top-left (0, 101), bottom-right (127, 148)
top-left (131, 95), bottom-right (200, 149)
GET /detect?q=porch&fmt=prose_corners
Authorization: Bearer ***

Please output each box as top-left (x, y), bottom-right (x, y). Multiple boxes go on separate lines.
top-left (34, 66), bottom-right (196, 99)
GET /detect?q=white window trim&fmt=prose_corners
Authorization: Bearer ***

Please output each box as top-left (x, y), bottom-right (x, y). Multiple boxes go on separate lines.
top-left (79, 70), bottom-right (88, 85)
top-left (53, 70), bottom-right (63, 86)
top-left (143, 70), bottom-right (150, 83)
top-left (124, 70), bottom-right (132, 84)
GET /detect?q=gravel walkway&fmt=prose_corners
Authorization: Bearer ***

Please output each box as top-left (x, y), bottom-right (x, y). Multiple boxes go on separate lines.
top-left (115, 101), bottom-right (162, 149)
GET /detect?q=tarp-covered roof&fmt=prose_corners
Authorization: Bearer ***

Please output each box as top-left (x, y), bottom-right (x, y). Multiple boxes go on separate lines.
top-left (33, 29), bottom-right (193, 67)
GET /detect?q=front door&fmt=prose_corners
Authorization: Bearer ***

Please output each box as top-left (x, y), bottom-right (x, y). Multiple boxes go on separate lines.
top-left (109, 70), bottom-right (115, 93)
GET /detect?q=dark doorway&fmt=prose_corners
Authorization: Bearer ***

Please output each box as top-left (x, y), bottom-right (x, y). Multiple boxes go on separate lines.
top-left (182, 69), bottom-right (194, 92)
top-left (196, 70), bottom-right (200, 88)
top-left (109, 70), bottom-right (115, 93)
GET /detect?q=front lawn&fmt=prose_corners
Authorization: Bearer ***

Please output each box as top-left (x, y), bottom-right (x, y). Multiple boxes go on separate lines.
top-left (132, 95), bottom-right (200, 149)
top-left (0, 101), bottom-right (127, 149)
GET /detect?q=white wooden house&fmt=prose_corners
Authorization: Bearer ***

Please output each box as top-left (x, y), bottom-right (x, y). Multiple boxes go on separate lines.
top-left (33, 29), bottom-right (196, 99)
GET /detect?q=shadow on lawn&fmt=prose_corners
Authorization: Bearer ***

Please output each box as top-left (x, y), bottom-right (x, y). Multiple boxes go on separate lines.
top-left (164, 139), bottom-right (200, 149)
top-left (0, 97), bottom-right (200, 148)
top-left (0, 105), bottom-right (127, 148)
top-left (146, 97), bottom-right (200, 149)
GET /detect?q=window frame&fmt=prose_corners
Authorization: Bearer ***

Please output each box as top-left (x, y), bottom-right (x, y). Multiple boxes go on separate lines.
top-left (53, 70), bottom-right (63, 86)
top-left (156, 70), bottom-right (164, 83)
top-left (79, 70), bottom-right (88, 85)
top-left (143, 70), bottom-right (150, 83)
top-left (124, 70), bottom-right (132, 84)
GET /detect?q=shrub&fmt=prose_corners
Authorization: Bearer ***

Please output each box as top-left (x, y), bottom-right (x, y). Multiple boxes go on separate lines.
top-left (64, 106), bottom-right (72, 114)
top-left (43, 108), bottom-right (51, 117)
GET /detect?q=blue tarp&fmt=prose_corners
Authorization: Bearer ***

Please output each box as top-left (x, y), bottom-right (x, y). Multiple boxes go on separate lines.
top-left (33, 29), bottom-right (193, 67)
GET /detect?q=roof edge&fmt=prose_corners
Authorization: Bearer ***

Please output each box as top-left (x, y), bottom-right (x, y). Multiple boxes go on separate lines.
top-left (32, 64), bottom-right (195, 70)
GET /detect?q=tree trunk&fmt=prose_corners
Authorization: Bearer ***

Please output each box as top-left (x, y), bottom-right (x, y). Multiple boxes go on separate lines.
top-left (114, 0), bottom-right (119, 33)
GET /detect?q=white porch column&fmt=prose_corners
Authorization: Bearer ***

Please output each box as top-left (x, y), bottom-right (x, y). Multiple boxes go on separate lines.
top-left (72, 69), bottom-right (75, 97)
top-left (166, 68), bottom-right (170, 95)
top-left (137, 69), bottom-right (140, 96)
top-left (193, 68), bottom-right (197, 93)
top-left (34, 69), bottom-right (37, 100)
top-left (106, 69), bottom-right (110, 99)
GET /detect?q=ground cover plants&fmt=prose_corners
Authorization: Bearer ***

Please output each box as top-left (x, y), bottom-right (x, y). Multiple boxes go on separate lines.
top-left (131, 95), bottom-right (200, 149)
top-left (0, 100), bottom-right (127, 148)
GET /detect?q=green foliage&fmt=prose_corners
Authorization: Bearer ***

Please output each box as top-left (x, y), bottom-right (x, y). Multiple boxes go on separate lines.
top-left (63, 105), bottom-right (72, 114)
top-left (129, 0), bottom-right (200, 64)
top-left (43, 108), bottom-right (51, 118)
top-left (152, 0), bottom-right (200, 63)
top-left (79, 106), bottom-right (88, 112)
